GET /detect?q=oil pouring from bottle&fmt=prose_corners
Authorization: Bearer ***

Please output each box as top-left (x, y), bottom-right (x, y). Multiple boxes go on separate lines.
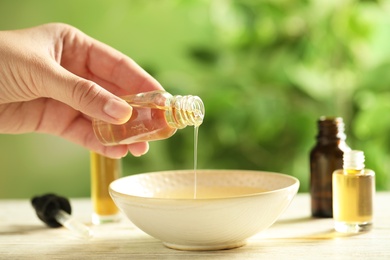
top-left (332, 150), bottom-right (375, 233)
top-left (93, 90), bottom-right (204, 146)
top-left (93, 90), bottom-right (205, 199)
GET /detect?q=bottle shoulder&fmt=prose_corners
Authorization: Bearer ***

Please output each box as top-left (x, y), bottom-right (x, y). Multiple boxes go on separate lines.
top-left (122, 90), bottom-right (172, 109)
top-left (310, 142), bottom-right (350, 154)
top-left (333, 169), bottom-right (375, 176)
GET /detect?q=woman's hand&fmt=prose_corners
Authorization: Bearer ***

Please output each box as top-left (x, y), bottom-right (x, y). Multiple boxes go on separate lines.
top-left (0, 23), bottom-right (163, 158)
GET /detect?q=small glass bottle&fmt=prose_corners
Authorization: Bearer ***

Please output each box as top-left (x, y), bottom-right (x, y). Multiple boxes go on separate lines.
top-left (333, 150), bottom-right (375, 233)
top-left (90, 152), bottom-right (121, 225)
top-left (93, 90), bottom-right (205, 145)
top-left (310, 116), bottom-right (350, 218)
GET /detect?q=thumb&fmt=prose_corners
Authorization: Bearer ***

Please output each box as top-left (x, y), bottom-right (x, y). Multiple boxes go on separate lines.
top-left (44, 64), bottom-right (132, 124)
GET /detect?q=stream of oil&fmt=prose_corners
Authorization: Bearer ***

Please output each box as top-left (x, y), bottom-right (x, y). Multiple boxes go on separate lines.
top-left (193, 126), bottom-right (199, 199)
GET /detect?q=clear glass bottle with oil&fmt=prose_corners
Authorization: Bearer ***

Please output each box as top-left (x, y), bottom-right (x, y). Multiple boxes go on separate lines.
top-left (332, 150), bottom-right (375, 233)
top-left (310, 116), bottom-right (350, 218)
top-left (92, 90), bottom-right (205, 145)
top-left (90, 152), bottom-right (121, 224)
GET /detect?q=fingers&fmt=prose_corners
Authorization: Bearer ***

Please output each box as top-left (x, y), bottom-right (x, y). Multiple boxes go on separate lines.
top-left (127, 142), bottom-right (150, 157)
top-left (96, 142), bottom-right (150, 159)
top-left (44, 68), bottom-right (151, 157)
top-left (55, 110), bottom-right (149, 159)
top-left (44, 24), bottom-right (163, 123)
top-left (87, 44), bottom-right (163, 94)
top-left (60, 24), bottom-right (164, 95)
top-left (47, 63), bottom-right (133, 124)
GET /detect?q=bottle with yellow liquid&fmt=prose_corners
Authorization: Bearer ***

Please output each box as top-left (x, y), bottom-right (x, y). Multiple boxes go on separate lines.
top-left (332, 150), bottom-right (375, 233)
top-left (92, 90), bottom-right (204, 145)
top-left (90, 152), bottom-right (121, 225)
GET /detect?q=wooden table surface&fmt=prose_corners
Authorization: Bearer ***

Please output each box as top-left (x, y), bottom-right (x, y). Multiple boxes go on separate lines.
top-left (1, 193), bottom-right (389, 259)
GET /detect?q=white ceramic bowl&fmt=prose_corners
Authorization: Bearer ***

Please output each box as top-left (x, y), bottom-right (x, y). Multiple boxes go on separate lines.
top-left (110, 169), bottom-right (299, 251)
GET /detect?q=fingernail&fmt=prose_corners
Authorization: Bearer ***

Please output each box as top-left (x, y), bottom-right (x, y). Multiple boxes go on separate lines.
top-left (130, 143), bottom-right (149, 157)
top-left (103, 99), bottom-right (132, 122)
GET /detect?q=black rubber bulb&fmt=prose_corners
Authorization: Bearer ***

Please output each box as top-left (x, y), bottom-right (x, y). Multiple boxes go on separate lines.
top-left (31, 193), bottom-right (72, 228)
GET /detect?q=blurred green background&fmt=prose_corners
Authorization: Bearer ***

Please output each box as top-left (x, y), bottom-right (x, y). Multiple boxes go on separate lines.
top-left (1, 0), bottom-right (390, 198)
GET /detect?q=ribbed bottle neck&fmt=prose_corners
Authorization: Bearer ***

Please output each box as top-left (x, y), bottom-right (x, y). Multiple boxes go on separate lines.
top-left (166, 94), bottom-right (205, 129)
top-left (316, 116), bottom-right (346, 143)
top-left (343, 150), bottom-right (365, 170)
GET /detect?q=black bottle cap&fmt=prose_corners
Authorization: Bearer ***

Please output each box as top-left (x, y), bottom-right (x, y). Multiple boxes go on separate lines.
top-left (31, 193), bottom-right (72, 228)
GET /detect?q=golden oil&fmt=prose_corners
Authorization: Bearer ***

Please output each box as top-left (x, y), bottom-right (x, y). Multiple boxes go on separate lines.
top-left (92, 90), bottom-right (204, 146)
top-left (90, 152), bottom-right (121, 224)
top-left (332, 150), bottom-right (375, 233)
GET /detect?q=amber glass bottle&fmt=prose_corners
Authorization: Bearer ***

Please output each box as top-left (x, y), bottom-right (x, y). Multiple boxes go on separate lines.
top-left (93, 90), bottom-right (205, 146)
top-left (310, 117), bottom-right (350, 218)
top-left (90, 152), bottom-right (121, 224)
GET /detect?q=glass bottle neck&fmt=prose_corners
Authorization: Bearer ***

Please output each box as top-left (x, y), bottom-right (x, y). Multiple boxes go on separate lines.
top-left (316, 137), bottom-right (346, 145)
top-left (343, 150), bottom-right (365, 170)
top-left (165, 94), bottom-right (205, 129)
top-left (316, 116), bottom-right (346, 144)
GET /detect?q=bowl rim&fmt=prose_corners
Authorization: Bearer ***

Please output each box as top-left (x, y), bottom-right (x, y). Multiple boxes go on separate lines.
top-left (109, 169), bottom-right (300, 201)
